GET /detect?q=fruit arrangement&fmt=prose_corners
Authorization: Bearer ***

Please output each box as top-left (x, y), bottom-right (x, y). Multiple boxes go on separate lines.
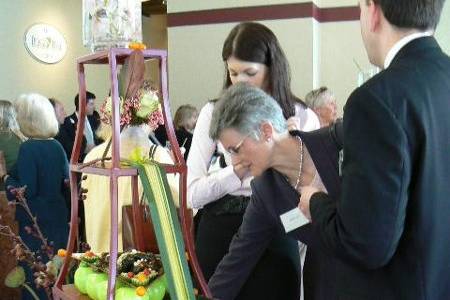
top-left (74, 250), bottom-right (166, 300)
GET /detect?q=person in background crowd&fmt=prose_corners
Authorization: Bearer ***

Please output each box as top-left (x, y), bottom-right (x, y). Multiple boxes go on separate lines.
top-left (304, 87), bottom-right (338, 127)
top-left (299, 0), bottom-right (450, 299)
top-left (5, 93), bottom-right (69, 300)
top-left (0, 100), bottom-right (25, 300)
top-left (0, 100), bottom-right (26, 191)
top-left (48, 98), bottom-right (72, 222)
top-left (58, 91), bottom-right (99, 242)
top-left (188, 22), bottom-right (320, 299)
top-left (59, 91), bottom-right (99, 162)
top-left (174, 104), bottom-right (198, 160)
top-left (49, 97), bottom-right (68, 146)
top-left (49, 97), bottom-right (67, 126)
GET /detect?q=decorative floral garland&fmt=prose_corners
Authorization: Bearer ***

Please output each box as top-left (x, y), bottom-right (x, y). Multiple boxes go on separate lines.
top-left (99, 81), bottom-right (164, 130)
top-left (78, 249), bottom-right (163, 287)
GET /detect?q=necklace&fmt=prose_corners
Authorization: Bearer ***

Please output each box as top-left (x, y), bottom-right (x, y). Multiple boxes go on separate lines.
top-left (291, 135), bottom-right (303, 190)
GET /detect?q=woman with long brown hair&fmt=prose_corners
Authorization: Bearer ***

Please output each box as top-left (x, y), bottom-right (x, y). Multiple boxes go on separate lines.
top-left (188, 22), bottom-right (319, 299)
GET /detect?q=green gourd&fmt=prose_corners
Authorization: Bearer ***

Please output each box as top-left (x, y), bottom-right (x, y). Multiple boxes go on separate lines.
top-left (74, 265), bottom-right (95, 294)
top-left (146, 274), bottom-right (167, 300)
top-left (86, 272), bottom-right (108, 300)
top-left (96, 278), bottom-right (125, 300)
top-left (115, 286), bottom-right (150, 300)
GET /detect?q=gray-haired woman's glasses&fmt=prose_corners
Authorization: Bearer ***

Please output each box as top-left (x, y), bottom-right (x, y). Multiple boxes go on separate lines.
top-left (226, 133), bottom-right (251, 155)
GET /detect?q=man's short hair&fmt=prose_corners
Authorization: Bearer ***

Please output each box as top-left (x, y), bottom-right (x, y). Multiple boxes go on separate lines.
top-left (209, 83), bottom-right (287, 141)
top-left (369, 0), bottom-right (445, 30)
top-left (74, 91), bottom-right (96, 111)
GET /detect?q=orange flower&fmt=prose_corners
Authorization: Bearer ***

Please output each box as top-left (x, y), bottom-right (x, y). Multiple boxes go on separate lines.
top-left (136, 286), bottom-right (146, 296)
top-left (129, 42), bottom-right (147, 50)
top-left (137, 273), bottom-right (147, 283)
top-left (57, 249), bottom-right (67, 257)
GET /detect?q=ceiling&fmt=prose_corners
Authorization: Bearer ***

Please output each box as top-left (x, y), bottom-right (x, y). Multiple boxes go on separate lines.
top-left (142, 0), bottom-right (167, 16)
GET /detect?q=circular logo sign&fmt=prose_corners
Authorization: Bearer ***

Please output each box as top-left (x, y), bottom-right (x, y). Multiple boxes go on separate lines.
top-left (24, 23), bottom-right (67, 64)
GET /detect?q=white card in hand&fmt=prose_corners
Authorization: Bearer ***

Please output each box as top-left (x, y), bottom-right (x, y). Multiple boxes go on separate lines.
top-left (280, 208), bottom-right (309, 233)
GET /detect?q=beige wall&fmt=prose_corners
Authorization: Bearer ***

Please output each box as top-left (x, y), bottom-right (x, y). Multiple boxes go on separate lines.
top-left (143, 14), bottom-right (168, 89)
top-left (0, 1), bottom-right (167, 114)
top-left (168, 19), bottom-right (313, 112)
top-left (167, 1), bottom-right (450, 116)
top-left (0, 0), bottom-right (448, 116)
top-left (0, 0), bottom-right (108, 112)
top-left (435, 0), bottom-right (450, 55)
top-left (169, 0), bottom-right (309, 13)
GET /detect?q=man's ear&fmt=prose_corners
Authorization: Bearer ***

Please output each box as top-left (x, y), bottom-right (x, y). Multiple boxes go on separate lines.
top-left (259, 122), bottom-right (274, 141)
top-left (369, 1), bottom-right (382, 32)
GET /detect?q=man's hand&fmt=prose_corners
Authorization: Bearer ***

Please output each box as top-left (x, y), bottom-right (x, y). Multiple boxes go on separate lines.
top-left (299, 185), bottom-right (320, 221)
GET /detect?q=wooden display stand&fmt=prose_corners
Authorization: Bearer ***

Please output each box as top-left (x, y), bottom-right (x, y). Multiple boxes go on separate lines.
top-left (52, 48), bottom-right (210, 300)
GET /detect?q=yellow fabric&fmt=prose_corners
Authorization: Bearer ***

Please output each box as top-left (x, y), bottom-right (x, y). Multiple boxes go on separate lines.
top-left (82, 129), bottom-right (179, 253)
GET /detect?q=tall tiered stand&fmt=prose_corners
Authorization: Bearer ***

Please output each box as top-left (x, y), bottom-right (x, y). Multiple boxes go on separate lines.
top-left (52, 48), bottom-right (210, 300)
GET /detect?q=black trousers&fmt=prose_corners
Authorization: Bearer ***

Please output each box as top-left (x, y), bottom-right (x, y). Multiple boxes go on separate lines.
top-left (195, 195), bottom-right (300, 300)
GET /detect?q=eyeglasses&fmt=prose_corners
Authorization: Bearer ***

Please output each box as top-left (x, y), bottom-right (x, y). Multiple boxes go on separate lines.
top-left (226, 133), bottom-right (251, 155)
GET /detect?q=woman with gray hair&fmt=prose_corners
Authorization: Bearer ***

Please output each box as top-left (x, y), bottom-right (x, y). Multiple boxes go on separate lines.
top-left (208, 83), bottom-right (324, 300)
top-left (305, 87), bottom-right (338, 127)
top-left (0, 100), bottom-right (26, 191)
top-left (5, 93), bottom-right (69, 300)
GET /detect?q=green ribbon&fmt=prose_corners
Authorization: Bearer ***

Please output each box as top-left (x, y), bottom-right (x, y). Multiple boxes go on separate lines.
top-left (133, 160), bottom-right (195, 300)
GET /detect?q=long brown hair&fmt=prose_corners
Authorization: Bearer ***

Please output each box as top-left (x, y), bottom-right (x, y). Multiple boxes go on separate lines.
top-left (221, 22), bottom-right (306, 119)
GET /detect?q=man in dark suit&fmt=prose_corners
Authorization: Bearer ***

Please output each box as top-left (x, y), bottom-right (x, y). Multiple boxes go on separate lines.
top-left (58, 91), bottom-right (100, 243)
top-left (299, 0), bottom-right (450, 299)
top-left (59, 91), bottom-right (100, 162)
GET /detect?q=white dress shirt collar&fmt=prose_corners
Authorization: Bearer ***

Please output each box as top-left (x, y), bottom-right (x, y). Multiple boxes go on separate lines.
top-left (384, 31), bottom-right (433, 69)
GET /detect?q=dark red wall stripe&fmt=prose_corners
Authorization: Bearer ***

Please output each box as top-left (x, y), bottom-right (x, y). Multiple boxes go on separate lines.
top-left (167, 3), bottom-right (359, 27)
top-left (312, 5), bottom-right (360, 23)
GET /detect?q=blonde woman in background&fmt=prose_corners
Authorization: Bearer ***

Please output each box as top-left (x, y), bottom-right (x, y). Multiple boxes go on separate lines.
top-left (5, 94), bottom-right (69, 300)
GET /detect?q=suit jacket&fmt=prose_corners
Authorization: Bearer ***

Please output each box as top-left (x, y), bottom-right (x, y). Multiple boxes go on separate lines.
top-left (58, 112), bottom-right (101, 162)
top-left (208, 128), bottom-right (343, 300)
top-left (310, 36), bottom-right (450, 299)
top-left (208, 168), bottom-right (307, 300)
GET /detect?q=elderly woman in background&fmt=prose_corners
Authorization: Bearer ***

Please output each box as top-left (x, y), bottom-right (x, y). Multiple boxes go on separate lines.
top-left (173, 104), bottom-right (198, 160)
top-left (5, 94), bottom-right (69, 300)
top-left (48, 97), bottom-right (67, 126)
top-left (305, 87), bottom-right (338, 127)
top-left (0, 100), bottom-right (26, 300)
top-left (0, 100), bottom-right (26, 191)
top-left (207, 83), bottom-right (325, 300)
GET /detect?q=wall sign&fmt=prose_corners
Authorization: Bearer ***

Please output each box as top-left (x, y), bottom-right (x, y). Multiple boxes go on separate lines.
top-left (24, 23), bottom-right (67, 64)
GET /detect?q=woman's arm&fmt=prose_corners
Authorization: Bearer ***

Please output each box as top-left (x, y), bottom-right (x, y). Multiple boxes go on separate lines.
top-left (187, 103), bottom-right (242, 209)
top-left (292, 105), bottom-right (320, 132)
